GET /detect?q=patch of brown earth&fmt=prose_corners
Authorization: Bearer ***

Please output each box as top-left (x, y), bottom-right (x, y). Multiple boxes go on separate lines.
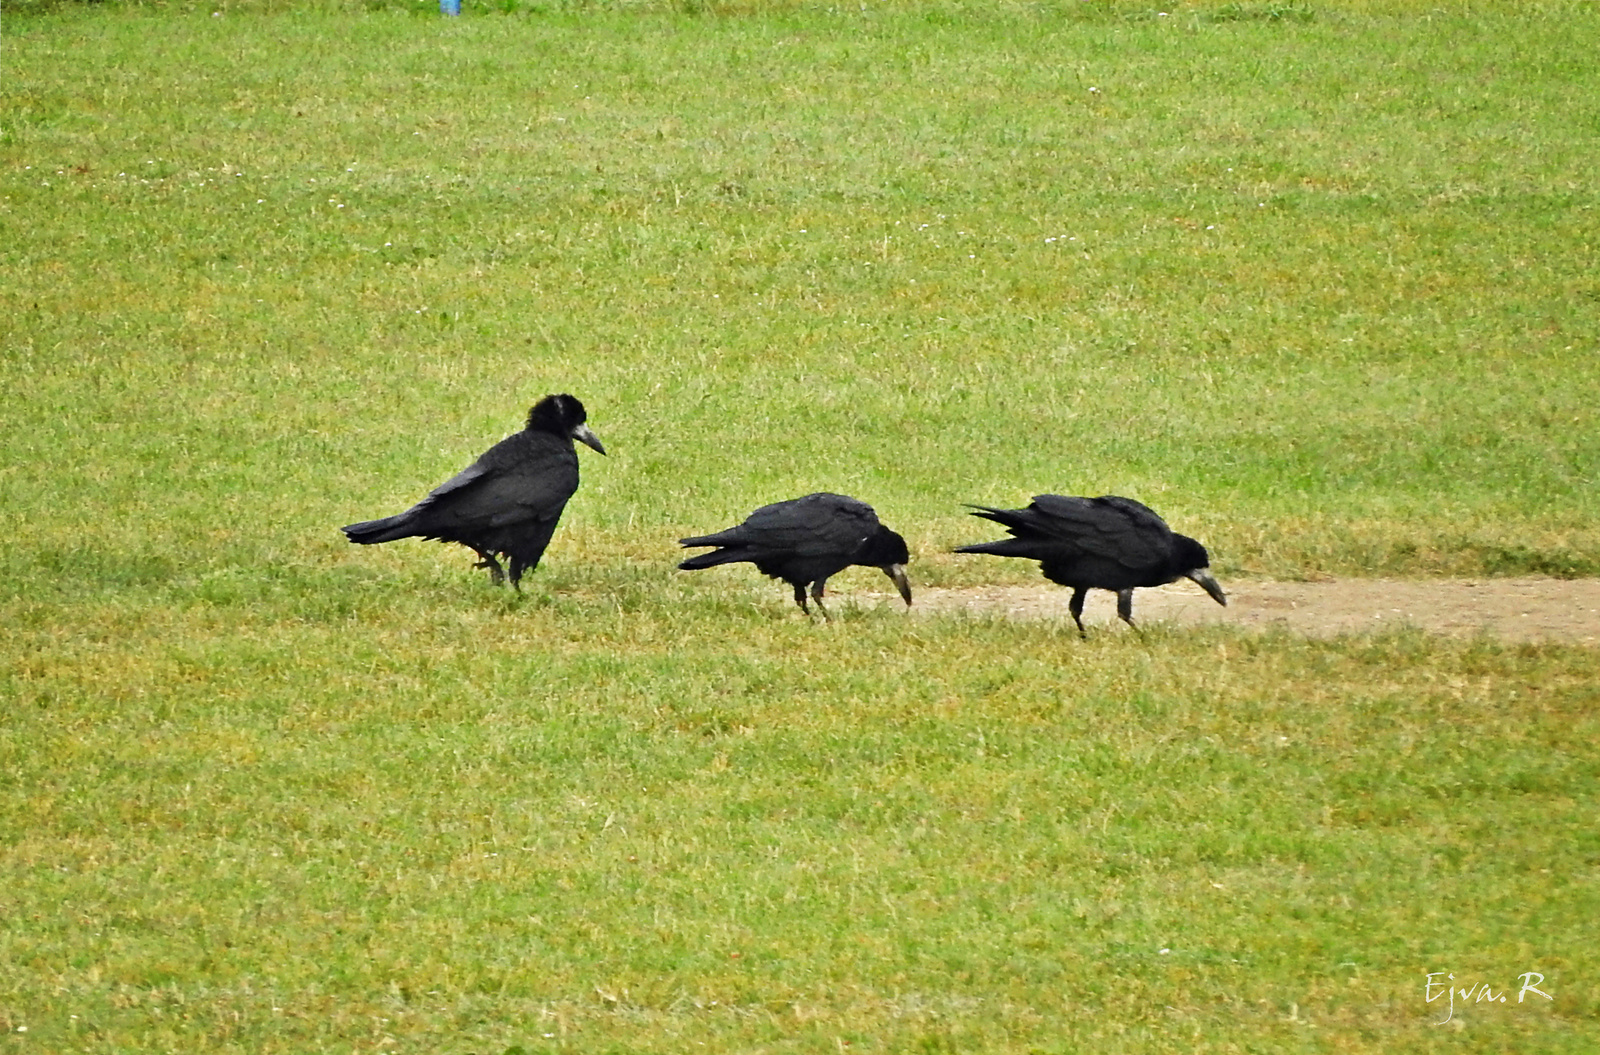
top-left (880, 578), bottom-right (1600, 644)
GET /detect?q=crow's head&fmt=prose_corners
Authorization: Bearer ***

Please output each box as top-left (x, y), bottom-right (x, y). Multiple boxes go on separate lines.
top-left (858, 527), bottom-right (913, 607)
top-left (1173, 534), bottom-right (1226, 607)
top-left (527, 393), bottom-right (606, 454)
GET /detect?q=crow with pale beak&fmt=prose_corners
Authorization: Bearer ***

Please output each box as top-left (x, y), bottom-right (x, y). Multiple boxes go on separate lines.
top-left (678, 492), bottom-right (912, 620)
top-left (955, 494), bottom-right (1225, 637)
top-left (343, 393), bottom-right (604, 590)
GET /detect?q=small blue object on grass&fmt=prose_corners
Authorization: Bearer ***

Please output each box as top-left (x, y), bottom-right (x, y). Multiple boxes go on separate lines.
top-left (440, 0), bottom-right (460, 13)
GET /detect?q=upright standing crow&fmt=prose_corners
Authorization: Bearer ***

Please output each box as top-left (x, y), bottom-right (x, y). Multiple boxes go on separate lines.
top-left (342, 394), bottom-right (605, 589)
top-left (678, 492), bottom-right (913, 620)
top-left (955, 494), bottom-right (1225, 637)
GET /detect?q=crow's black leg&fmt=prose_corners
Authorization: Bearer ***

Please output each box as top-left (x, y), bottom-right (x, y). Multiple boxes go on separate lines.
top-left (1069, 588), bottom-right (1089, 639)
top-left (810, 581), bottom-right (832, 623)
top-left (472, 550), bottom-right (506, 586)
top-left (1116, 589), bottom-right (1140, 632)
top-left (792, 581), bottom-right (810, 615)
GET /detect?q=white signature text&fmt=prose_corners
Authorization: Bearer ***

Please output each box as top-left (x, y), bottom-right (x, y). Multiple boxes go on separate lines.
top-left (1426, 971), bottom-right (1552, 1024)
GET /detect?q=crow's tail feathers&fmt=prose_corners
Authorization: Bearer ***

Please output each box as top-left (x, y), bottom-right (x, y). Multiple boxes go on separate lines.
top-left (965, 503), bottom-right (1068, 541)
top-left (964, 503), bottom-right (1029, 528)
top-left (342, 512), bottom-right (419, 545)
top-left (952, 538), bottom-right (1040, 559)
top-left (677, 545), bottom-right (749, 571)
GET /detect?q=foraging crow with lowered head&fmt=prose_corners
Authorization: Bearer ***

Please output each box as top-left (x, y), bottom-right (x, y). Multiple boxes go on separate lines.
top-left (678, 492), bottom-right (913, 620)
top-left (342, 394), bottom-right (604, 589)
top-left (955, 494), bottom-right (1225, 637)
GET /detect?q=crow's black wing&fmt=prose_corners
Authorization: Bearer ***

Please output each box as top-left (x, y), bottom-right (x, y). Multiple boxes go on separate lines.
top-left (1019, 494), bottom-right (1174, 570)
top-left (731, 493), bottom-right (880, 558)
top-left (408, 433), bottom-right (579, 537)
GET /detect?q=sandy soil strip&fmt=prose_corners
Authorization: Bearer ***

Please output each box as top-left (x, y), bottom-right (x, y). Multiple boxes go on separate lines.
top-left (887, 578), bottom-right (1600, 644)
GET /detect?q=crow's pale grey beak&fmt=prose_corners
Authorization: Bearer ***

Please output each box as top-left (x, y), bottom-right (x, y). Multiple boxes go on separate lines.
top-left (1188, 568), bottom-right (1226, 607)
top-left (572, 424), bottom-right (606, 455)
top-left (883, 563), bottom-right (912, 607)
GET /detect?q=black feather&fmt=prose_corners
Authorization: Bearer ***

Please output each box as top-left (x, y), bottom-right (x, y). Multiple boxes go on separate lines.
top-left (679, 492), bottom-right (912, 619)
top-left (955, 494), bottom-right (1224, 636)
top-left (342, 394), bottom-right (603, 589)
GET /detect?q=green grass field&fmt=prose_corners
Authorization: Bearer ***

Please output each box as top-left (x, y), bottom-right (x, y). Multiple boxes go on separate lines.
top-left (3, 1), bottom-right (1598, 1051)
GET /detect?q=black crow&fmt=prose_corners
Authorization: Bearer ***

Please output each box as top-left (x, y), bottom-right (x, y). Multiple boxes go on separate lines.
top-left (955, 494), bottom-right (1225, 637)
top-left (342, 394), bottom-right (604, 589)
top-left (678, 492), bottom-right (913, 620)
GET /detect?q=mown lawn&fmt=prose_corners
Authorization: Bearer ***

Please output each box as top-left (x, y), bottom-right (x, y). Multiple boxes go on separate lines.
top-left (2, 1), bottom-right (1597, 1051)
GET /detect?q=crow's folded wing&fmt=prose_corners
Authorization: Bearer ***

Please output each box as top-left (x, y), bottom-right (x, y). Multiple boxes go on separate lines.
top-left (1023, 494), bottom-right (1174, 570)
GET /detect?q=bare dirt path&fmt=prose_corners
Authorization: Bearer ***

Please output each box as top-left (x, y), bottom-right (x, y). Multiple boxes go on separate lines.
top-left (883, 578), bottom-right (1600, 645)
